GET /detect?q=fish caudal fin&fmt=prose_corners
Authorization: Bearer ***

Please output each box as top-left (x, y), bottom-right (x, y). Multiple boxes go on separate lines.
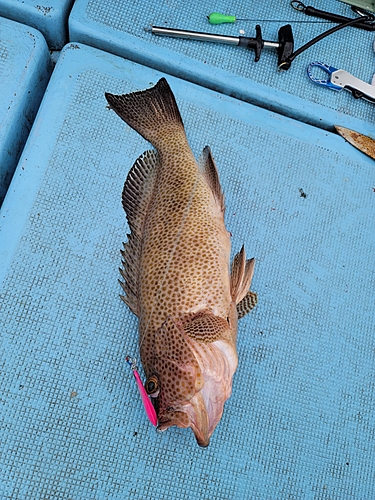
top-left (105, 78), bottom-right (184, 148)
top-left (230, 246), bottom-right (256, 316)
top-left (119, 150), bottom-right (159, 315)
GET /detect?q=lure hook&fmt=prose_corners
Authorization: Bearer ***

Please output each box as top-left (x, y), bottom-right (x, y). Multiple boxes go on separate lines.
top-left (125, 355), bottom-right (137, 371)
top-left (126, 355), bottom-right (158, 426)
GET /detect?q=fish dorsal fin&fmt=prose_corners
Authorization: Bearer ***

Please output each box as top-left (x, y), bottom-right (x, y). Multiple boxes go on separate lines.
top-left (199, 146), bottom-right (225, 213)
top-left (122, 149), bottom-right (159, 236)
top-left (182, 310), bottom-right (229, 343)
top-left (230, 246), bottom-right (255, 304)
top-left (119, 150), bottom-right (159, 315)
top-left (237, 291), bottom-right (258, 319)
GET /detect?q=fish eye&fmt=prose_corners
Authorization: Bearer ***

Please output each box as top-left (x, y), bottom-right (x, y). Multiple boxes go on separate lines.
top-left (145, 376), bottom-right (160, 397)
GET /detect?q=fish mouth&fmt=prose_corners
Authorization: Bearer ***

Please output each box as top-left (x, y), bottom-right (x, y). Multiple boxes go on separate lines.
top-left (185, 392), bottom-right (210, 447)
top-left (157, 339), bottom-right (237, 447)
top-left (189, 339), bottom-right (237, 447)
top-left (157, 392), bottom-right (210, 447)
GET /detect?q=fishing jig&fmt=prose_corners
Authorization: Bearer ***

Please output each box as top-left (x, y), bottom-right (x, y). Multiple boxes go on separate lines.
top-left (125, 356), bottom-right (158, 426)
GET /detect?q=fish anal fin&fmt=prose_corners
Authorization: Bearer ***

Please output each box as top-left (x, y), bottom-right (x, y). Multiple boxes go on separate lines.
top-left (119, 150), bottom-right (159, 316)
top-left (199, 146), bottom-right (225, 213)
top-left (181, 310), bottom-right (229, 343)
top-left (237, 291), bottom-right (258, 319)
top-left (230, 246), bottom-right (255, 304)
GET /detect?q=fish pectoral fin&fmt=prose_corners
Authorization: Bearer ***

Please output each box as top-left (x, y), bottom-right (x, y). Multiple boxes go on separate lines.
top-left (236, 291), bottom-right (258, 319)
top-left (198, 146), bottom-right (225, 213)
top-left (182, 311), bottom-right (229, 343)
top-left (230, 246), bottom-right (255, 304)
top-left (119, 150), bottom-right (159, 315)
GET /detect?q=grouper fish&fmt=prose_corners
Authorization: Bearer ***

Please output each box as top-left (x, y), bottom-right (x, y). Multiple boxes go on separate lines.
top-left (105, 78), bottom-right (257, 447)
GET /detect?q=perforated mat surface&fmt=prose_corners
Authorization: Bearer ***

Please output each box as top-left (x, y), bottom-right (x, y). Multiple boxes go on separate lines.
top-left (69, 0), bottom-right (375, 136)
top-left (0, 16), bottom-right (51, 204)
top-left (1, 43), bottom-right (374, 499)
top-left (0, 0), bottom-right (75, 49)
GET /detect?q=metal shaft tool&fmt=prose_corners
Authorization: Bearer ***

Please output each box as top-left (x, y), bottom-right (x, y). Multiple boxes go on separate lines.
top-left (147, 25), bottom-right (294, 65)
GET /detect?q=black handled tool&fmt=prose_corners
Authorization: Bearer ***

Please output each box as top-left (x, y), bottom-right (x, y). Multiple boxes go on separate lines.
top-left (147, 10), bottom-right (370, 71)
top-left (147, 24), bottom-right (294, 66)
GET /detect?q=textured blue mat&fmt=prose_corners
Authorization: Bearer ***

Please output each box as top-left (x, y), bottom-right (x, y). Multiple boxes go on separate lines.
top-left (0, 16), bottom-right (51, 205)
top-left (1, 43), bottom-right (375, 499)
top-left (69, 0), bottom-right (375, 136)
top-left (0, 0), bottom-right (75, 49)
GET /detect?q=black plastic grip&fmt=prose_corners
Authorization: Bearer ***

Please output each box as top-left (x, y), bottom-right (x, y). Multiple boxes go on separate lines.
top-left (304, 6), bottom-right (375, 31)
top-left (238, 25), bottom-right (264, 62)
top-left (277, 24), bottom-right (294, 68)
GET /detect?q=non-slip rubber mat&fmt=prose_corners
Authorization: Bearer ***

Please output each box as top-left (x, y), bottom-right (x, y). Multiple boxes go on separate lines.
top-left (0, 0), bottom-right (75, 49)
top-left (69, 0), bottom-right (375, 137)
top-left (0, 16), bottom-right (51, 205)
top-left (1, 43), bottom-right (374, 499)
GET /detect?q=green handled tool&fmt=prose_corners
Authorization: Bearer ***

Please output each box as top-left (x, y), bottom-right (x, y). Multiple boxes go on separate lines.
top-left (208, 12), bottom-right (247, 24)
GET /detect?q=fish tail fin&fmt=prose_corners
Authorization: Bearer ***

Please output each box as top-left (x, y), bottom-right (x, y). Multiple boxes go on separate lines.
top-left (105, 78), bottom-right (185, 148)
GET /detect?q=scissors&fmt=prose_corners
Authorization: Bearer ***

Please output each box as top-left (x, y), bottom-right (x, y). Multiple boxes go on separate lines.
top-left (307, 61), bottom-right (375, 103)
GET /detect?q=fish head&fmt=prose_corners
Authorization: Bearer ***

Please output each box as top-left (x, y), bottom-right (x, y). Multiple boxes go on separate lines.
top-left (142, 308), bottom-right (238, 447)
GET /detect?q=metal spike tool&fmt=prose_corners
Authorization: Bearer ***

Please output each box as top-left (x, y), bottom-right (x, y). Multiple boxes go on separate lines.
top-left (145, 24), bottom-right (294, 65)
top-left (146, 10), bottom-right (370, 71)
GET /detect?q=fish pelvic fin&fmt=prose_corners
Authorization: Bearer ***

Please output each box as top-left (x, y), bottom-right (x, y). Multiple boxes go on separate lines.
top-left (230, 246), bottom-right (256, 307)
top-left (236, 291), bottom-right (258, 319)
top-left (105, 78), bottom-right (185, 148)
top-left (119, 150), bottom-right (159, 316)
top-left (198, 146), bottom-right (225, 213)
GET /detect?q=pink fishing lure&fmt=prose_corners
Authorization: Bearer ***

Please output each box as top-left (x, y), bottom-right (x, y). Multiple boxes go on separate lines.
top-left (126, 356), bottom-right (158, 426)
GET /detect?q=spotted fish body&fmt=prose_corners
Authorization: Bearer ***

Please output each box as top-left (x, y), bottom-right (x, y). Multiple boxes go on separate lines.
top-left (105, 79), bottom-right (257, 447)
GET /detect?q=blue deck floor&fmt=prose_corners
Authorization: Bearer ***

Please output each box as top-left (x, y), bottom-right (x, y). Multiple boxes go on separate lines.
top-left (1, 2), bottom-right (375, 499)
top-left (69, 0), bottom-right (375, 136)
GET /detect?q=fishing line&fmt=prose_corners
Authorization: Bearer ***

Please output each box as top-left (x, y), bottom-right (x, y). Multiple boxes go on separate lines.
top-left (279, 13), bottom-right (372, 69)
top-left (238, 20), bottom-right (330, 23)
top-left (207, 12), bottom-right (331, 24)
